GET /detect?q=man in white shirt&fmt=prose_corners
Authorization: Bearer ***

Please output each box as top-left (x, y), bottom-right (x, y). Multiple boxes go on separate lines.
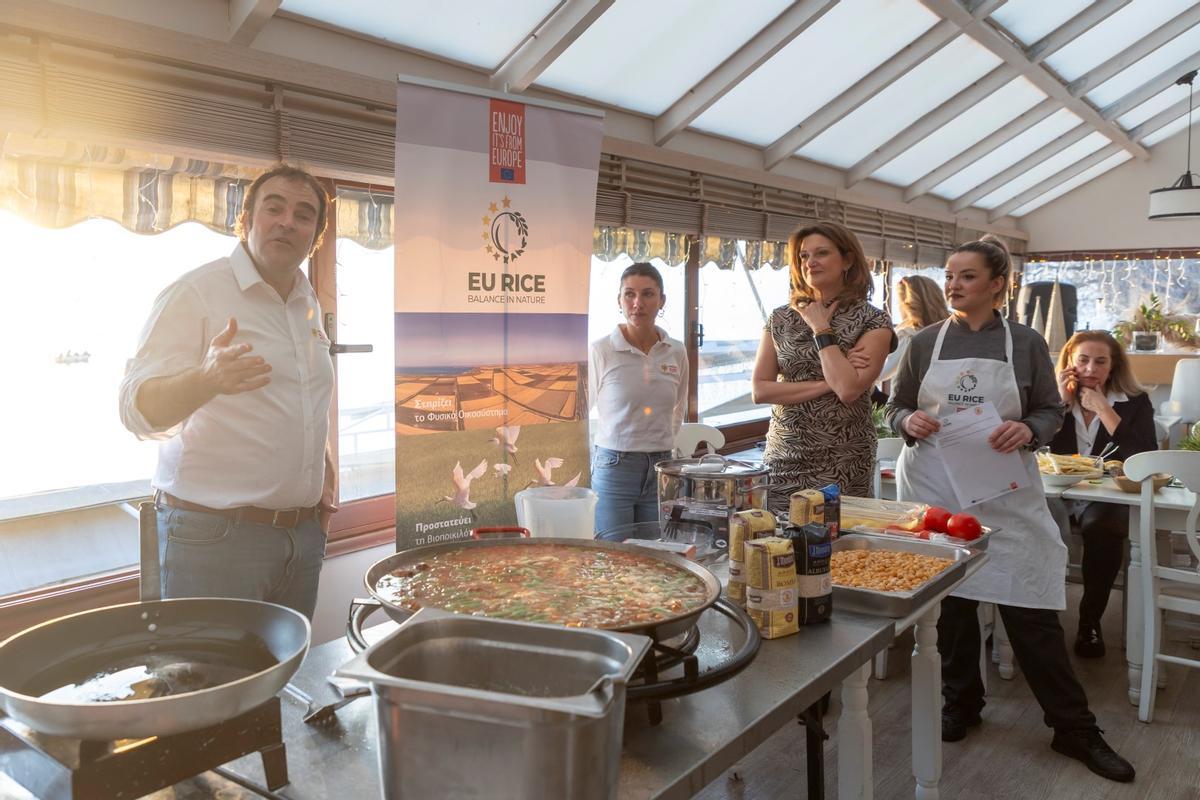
top-left (120, 164), bottom-right (336, 618)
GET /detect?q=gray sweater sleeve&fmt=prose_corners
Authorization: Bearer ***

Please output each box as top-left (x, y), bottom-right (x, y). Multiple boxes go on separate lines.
top-left (1021, 331), bottom-right (1066, 447)
top-left (883, 317), bottom-right (1065, 446)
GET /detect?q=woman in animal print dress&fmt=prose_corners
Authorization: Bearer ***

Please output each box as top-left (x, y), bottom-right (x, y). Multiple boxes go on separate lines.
top-left (751, 221), bottom-right (894, 513)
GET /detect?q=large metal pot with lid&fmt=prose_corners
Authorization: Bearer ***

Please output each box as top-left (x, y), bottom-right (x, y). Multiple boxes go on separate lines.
top-left (655, 453), bottom-right (770, 510)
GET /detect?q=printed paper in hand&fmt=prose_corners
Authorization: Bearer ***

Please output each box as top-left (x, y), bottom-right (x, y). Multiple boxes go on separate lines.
top-left (933, 401), bottom-right (1030, 508)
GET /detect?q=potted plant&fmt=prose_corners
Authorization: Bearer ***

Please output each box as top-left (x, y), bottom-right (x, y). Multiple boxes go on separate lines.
top-left (1112, 294), bottom-right (1198, 351)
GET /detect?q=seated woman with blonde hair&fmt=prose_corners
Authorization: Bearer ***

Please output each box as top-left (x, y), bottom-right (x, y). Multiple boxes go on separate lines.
top-left (1049, 330), bottom-right (1157, 658)
top-left (879, 274), bottom-right (950, 387)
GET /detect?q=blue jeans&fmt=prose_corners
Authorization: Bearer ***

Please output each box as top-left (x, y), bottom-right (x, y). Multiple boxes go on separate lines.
top-left (156, 506), bottom-right (327, 619)
top-left (591, 447), bottom-right (670, 535)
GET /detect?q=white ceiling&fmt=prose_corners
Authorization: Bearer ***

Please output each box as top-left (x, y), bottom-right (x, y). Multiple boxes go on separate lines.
top-left (277, 0), bottom-right (1200, 221)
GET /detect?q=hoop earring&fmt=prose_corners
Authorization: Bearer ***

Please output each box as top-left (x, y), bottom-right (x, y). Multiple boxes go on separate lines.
top-left (657, 309), bottom-right (665, 318)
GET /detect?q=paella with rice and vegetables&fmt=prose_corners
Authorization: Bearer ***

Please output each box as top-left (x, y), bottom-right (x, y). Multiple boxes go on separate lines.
top-left (375, 544), bottom-right (711, 628)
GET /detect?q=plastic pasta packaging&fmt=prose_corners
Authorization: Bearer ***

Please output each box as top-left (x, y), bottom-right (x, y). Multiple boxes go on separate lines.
top-left (728, 509), bottom-right (777, 605)
top-left (840, 496), bottom-right (928, 532)
top-left (744, 537), bottom-right (799, 639)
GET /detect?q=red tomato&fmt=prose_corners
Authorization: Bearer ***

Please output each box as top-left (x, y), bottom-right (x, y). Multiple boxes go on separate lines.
top-left (923, 506), bottom-right (953, 533)
top-left (946, 513), bottom-right (982, 541)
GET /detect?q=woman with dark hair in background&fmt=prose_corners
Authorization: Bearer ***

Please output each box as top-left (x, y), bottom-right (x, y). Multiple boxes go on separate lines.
top-left (880, 274), bottom-right (951, 387)
top-left (887, 237), bottom-right (1134, 783)
top-left (1049, 330), bottom-right (1157, 657)
top-left (751, 221), bottom-right (894, 511)
top-left (588, 262), bottom-right (687, 535)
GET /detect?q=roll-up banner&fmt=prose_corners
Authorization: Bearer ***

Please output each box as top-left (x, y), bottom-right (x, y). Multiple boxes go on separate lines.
top-left (393, 76), bottom-right (604, 551)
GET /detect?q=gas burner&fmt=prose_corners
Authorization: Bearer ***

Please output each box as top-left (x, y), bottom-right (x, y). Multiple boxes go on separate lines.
top-left (0, 698), bottom-right (288, 800)
top-left (627, 598), bottom-right (761, 725)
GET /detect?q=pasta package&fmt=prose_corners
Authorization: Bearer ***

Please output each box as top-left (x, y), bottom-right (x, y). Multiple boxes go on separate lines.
top-left (728, 509), bottom-right (777, 604)
top-left (789, 489), bottom-right (825, 528)
top-left (745, 537), bottom-right (799, 639)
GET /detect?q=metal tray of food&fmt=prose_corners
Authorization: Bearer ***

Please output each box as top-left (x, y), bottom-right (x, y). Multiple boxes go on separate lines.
top-left (840, 524), bottom-right (997, 552)
top-left (831, 534), bottom-right (987, 618)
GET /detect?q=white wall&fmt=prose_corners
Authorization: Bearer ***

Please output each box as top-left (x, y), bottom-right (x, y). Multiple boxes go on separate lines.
top-left (1020, 126), bottom-right (1200, 252)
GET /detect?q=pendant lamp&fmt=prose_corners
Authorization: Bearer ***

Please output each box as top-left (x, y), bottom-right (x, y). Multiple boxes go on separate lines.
top-left (1149, 70), bottom-right (1200, 220)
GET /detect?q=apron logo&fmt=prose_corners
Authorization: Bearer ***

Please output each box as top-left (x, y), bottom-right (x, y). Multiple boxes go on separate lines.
top-left (956, 372), bottom-right (978, 392)
top-left (949, 370), bottom-right (985, 406)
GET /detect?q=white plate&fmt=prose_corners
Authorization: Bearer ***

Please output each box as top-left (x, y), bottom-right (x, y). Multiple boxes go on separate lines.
top-left (1041, 472), bottom-right (1101, 488)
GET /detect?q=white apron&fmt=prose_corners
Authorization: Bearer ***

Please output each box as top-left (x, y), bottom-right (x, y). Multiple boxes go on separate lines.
top-left (896, 316), bottom-right (1067, 610)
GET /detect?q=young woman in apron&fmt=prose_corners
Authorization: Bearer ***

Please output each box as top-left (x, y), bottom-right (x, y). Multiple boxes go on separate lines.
top-left (888, 237), bottom-right (1134, 783)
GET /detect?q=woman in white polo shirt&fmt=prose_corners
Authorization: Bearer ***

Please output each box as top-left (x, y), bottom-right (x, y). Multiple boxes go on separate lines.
top-left (588, 263), bottom-right (688, 535)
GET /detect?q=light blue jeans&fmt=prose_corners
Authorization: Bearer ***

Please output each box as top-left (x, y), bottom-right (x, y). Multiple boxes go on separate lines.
top-left (591, 446), bottom-right (671, 536)
top-left (156, 506), bottom-right (327, 619)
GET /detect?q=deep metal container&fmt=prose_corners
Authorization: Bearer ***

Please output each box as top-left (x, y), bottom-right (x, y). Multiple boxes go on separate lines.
top-left (337, 607), bottom-right (652, 800)
top-left (655, 454), bottom-right (770, 511)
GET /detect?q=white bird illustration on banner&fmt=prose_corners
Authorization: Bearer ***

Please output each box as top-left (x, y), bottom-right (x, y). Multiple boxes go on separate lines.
top-left (526, 457), bottom-right (564, 488)
top-left (489, 426), bottom-right (521, 459)
top-left (438, 459), bottom-right (488, 520)
top-left (492, 463), bottom-right (513, 478)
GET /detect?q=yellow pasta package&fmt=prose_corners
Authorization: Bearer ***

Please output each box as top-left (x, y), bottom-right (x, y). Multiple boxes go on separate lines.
top-left (728, 509), bottom-right (777, 605)
top-left (789, 489), bottom-right (825, 528)
top-left (745, 537), bottom-right (799, 638)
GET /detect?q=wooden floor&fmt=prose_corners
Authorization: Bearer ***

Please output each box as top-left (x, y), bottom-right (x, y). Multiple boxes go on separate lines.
top-left (3, 586), bottom-right (1194, 800)
top-left (692, 584), bottom-right (1200, 800)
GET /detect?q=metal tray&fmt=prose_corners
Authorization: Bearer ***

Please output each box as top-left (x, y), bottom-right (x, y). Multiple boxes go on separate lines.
top-left (840, 524), bottom-right (997, 552)
top-left (831, 534), bottom-right (986, 618)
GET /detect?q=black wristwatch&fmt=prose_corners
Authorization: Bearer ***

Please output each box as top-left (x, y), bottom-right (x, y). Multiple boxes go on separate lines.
top-left (814, 332), bottom-right (839, 350)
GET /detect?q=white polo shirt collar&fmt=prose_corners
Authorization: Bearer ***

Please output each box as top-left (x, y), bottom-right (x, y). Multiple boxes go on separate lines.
top-left (609, 324), bottom-right (667, 354)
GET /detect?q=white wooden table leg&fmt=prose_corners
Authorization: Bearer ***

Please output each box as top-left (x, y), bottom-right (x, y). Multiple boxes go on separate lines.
top-left (911, 603), bottom-right (942, 800)
top-left (839, 661), bottom-right (873, 800)
top-left (1126, 512), bottom-right (1144, 707)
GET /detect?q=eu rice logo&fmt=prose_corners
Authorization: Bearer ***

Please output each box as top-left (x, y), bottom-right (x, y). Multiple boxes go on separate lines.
top-left (481, 196), bottom-right (529, 264)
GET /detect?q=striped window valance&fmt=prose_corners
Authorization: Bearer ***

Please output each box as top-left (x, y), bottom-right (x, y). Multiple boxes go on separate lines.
top-left (0, 141), bottom-right (393, 249)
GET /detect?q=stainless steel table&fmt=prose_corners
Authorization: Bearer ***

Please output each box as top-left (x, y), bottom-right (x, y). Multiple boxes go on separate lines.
top-left (216, 608), bottom-right (896, 800)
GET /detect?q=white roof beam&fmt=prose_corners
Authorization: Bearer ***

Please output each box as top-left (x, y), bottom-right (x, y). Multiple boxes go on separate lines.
top-left (1068, 4), bottom-right (1200, 99)
top-left (1025, 0), bottom-right (1128, 64)
top-left (988, 143), bottom-right (1122, 220)
top-left (903, 97), bottom-right (1056, 201)
top-left (919, 0), bottom-right (1148, 160)
top-left (949, 123), bottom-right (1092, 212)
top-left (655, 0), bottom-right (838, 146)
top-left (845, 65), bottom-right (1017, 188)
top-left (228, 0), bottom-right (280, 46)
top-left (1100, 51), bottom-right (1200, 122)
top-left (988, 104), bottom-right (1189, 219)
top-left (1127, 96), bottom-right (1192, 141)
top-left (762, 19), bottom-right (958, 170)
top-left (490, 0), bottom-right (614, 92)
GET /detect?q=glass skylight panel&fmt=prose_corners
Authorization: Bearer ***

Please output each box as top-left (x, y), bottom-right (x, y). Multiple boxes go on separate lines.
top-left (1011, 152), bottom-right (1133, 216)
top-left (869, 77), bottom-right (1045, 187)
top-left (691, 0), bottom-right (939, 146)
top-left (931, 109), bottom-right (1082, 199)
top-left (797, 35), bottom-right (1001, 168)
top-left (535, 0), bottom-right (792, 116)
top-left (279, 0), bottom-right (557, 69)
top-left (1086, 23), bottom-right (1200, 108)
top-left (1144, 114), bottom-right (1193, 146)
top-left (989, 0), bottom-right (1091, 47)
top-left (1046, 0), bottom-right (1199, 82)
top-left (975, 132), bottom-right (1112, 208)
top-left (1119, 83), bottom-right (1200, 130)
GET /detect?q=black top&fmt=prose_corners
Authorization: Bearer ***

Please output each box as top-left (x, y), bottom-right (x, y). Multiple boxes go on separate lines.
top-left (1048, 391), bottom-right (1157, 459)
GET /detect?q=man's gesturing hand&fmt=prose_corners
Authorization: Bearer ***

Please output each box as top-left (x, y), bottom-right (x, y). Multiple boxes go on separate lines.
top-left (201, 318), bottom-right (271, 395)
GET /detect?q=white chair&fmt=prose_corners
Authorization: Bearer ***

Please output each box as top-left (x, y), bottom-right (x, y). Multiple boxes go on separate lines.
top-left (1167, 358), bottom-right (1200, 427)
top-left (673, 423), bottom-right (725, 458)
top-left (873, 437), bottom-right (904, 500)
top-left (1124, 450), bottom-right (1200, 722)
